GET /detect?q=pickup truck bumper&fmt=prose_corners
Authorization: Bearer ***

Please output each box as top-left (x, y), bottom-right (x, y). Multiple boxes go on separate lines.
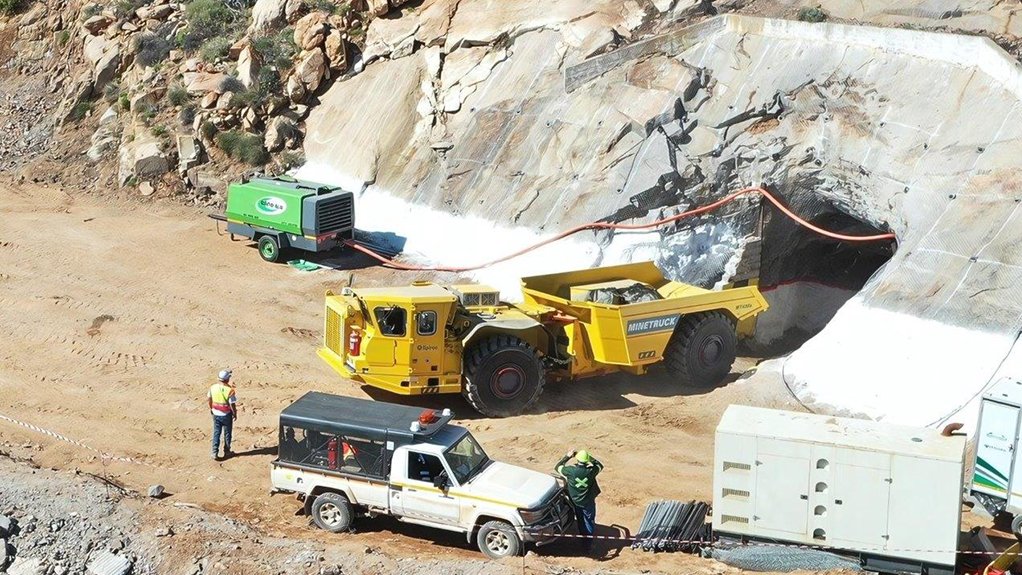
top-left (522, 495), bottom-right (575, 545)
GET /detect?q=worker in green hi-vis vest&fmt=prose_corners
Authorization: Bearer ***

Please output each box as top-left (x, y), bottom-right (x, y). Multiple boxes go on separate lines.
top-left (555, 449), bottom-right (604, 552)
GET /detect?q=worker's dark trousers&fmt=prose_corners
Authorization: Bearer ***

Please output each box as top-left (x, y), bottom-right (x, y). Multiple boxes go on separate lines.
top-left (211, 414), bottom-right (233, 456)
top-left (575, 501), bottom-right (596, 549)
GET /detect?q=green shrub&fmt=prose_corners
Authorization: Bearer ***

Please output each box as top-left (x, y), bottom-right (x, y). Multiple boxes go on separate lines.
top-left (0, 0), bottom-right (22, 15)
top-left (71, 101), bottom-right (93, 121)
top-left (134, 100), bottom-right (157, 121)
top-left (152, 124), bottom-right (168, 138)
top-left (119, 93), bottom-right (130, 111)
top-left (797, 7), bottom-right (827, 22)
top-left (279, 151), bottom-right (305, 170)
top-left (179, 104), bottom-right (196, 126)
top-left (199, 120), bottom-right (216, 141)
top-left (233, 69), bottom-right (277, 109)
top-left (252, 27), bottom-right (297, 71)
top-left (116, 0), bottom-right (155, 18)
top-left (217, 129), bottom-right (269, 165)
top-left (135, 33), bottom-right (172, 67)
top-left (57, 30), bottom-right (71, 46)
top-left (306, 0), bottom-right (339, 15)
top-left (199, 36), bottom-right (232, 63)
top-left (103, 81), bottom-right (121, 103)
top-left (82, 4), bottom-right (102, 18)
top-left (182, 0), bottom-right (244, 52)
top-left (218, 76), bottom-right (245, 94)
top-left (168, 84), bottom-right (189, 107)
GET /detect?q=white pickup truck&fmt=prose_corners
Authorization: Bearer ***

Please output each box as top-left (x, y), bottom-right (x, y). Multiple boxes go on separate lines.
top-left (270, 392), bottom-right (575, 558)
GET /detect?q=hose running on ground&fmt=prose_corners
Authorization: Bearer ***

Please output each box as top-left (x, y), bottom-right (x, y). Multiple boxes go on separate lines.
top-left (343, 186), bottom-right (897, 273)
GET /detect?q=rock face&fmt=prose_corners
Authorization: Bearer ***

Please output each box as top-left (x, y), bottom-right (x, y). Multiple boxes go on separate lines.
top-left (294, 12), bottom-right (329, 51)
top-left (237, 45), bottom-right (262, 88)
top-left (183, 72), bottom-right (228, 95)
top-left (295, 49), bottom-right (328, 93)
top-left (264, 116), bottom-right (298, 152)
top-left (119, 127), bottom-right (169, 183)
top-left (324, 29), bottom-right (347, 71)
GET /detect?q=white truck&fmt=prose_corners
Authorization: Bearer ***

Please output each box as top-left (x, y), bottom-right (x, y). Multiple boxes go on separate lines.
top-left (270, 391), bottom-right (575, 558)
top-left (969, 378), bottom-right (1022, 536)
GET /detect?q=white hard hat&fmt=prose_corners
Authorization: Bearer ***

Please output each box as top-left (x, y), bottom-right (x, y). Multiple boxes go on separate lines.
top-left (218, 369), bottom-right (232, 382)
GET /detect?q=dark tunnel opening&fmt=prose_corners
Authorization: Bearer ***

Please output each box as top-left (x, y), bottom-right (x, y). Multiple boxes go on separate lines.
top-left (742, 199), bottom-right (896, 356)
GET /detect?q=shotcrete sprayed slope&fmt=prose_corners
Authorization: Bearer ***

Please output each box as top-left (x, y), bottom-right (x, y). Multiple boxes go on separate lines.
top-left (303, 14), bottom-right (1022, 426)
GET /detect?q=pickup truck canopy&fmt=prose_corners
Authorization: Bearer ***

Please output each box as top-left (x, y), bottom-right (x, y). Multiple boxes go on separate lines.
top-left (280, 391), bottom-right (453, 444)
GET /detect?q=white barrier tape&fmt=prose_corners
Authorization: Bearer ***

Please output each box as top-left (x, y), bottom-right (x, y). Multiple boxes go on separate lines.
top-left (528, 529), bottom-right (1006, 556)
top-left (0, 411), bottom-right (201, 477)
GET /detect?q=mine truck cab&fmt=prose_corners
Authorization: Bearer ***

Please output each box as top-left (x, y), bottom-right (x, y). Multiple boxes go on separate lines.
top-left (270, 392), bottom-right (574, 559)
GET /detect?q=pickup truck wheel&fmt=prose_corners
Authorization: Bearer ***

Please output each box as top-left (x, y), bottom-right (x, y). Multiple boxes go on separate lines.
top-left (477, 520), bottom-right (522, 559)
top-left (463, 335), bottom-right (545, 418)
top-left (257, 236), bottom-right (281, 263)
top-left (1012, 514), bottom-right (1022, 539)
top-left (664, 311), bottom-right (737, 389)
top-left (311, 492), bottom-right (353, 533)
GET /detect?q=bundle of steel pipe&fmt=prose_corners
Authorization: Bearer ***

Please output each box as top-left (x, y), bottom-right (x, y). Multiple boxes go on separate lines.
top-left (632, 500), bottom-right (710, 553)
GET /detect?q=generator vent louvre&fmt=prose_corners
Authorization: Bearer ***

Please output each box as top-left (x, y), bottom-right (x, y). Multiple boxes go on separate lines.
top-left (316, 195), bottom-right (355, 233)
top-left (722, 488), bottom-right (750, 499)
top-left (325, 308), bottom-right (342, 355)
top-left (723, 461), bottom-right (752, 471)
top-left (720, 514), bottom-right (750, 525)
top-left (462, 293), bottom-right (481, 306)
top-left (480, 293), bottom-right (498, 306)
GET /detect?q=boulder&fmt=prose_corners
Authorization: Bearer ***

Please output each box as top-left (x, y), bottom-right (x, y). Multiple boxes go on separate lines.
top-left (293, 12), bottom-right (329, 51)
top-left (365, 0), bottom-right (389, 17)
top-left (242, 107), bottom-right (262, 132)
top-left (83, 14), bottom-right (114, 35)
top-left (286, 73), bottom-right (307, 103)
top-left (93, 46), bottom-right (121, 94)
top-left (324, 29), bottom-right (348, 72)
top-left (84, 34), bottom-right (113, 67)
top-left (147, 484), bottom-right (166, 498)
top-left (120, 130), bottom-right (170, 182)
top-left (183, 72), bottom-right (228, 95)
top-left (200, 91), bottom-right (218, 109)
top-left (237, 45), bottom-right (262, 89)
top-left (0, 537), bottom-right (8, 571)
top-left (264, 115), bottom-right (298, 152)
top-left (250, 0), bottom-right (288, 33)
top-left (216, 91), bottom-right (235, 111)
top-left (228, 38), bottom-right (249, 60)
top-left (296, 49), bottom-right (328, 93)
top-left (284, 0), bottom-right (303, 22)
top-left (86, 551), bottom-right (132, 575)
top-left (0, 515), bottom-right (12, 537)
top-left (136, 4), bottom-right (174, 20)
top-left (139, 181), bottom-right (155, 196)
top-left (129, 88), bottom-right (164, 111)
top-left (7, 557), bottom-right (45, 575)
top-left (187, 167), bottom-right (224, 194)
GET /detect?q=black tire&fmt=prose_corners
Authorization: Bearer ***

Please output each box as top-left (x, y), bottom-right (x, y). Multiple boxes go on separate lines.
top-left (476, 520), bottom-right (522, 559)
top-left (463, 335), bottom-right (544, 418)
top-left (310, 492), bottom-right (353, 533)
top-left (1012, 514), bottom-right (1022, 539)
top-left (664, 311), bottom-right (737, 389)
top-left (257, 235), bottom-right (281, 263)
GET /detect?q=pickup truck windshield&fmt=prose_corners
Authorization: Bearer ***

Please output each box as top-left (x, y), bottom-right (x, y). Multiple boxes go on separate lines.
top-left (445, 433), bottom-right (489, 485)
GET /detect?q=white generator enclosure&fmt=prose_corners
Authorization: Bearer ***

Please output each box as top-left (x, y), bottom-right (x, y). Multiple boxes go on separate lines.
top-left (970, 379), bottom-right (1022, 524)
top-left (713, 406), bottom-right (965, 575)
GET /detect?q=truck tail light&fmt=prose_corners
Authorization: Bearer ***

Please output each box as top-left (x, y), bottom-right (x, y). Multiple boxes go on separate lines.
top-left (348, 329), bottom-right (362, 356)
top-left (419, 409), bottom-right (438, 424)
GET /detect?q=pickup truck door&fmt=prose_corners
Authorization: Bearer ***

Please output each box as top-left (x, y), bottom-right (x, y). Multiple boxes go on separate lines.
top-left (391, 450), bottom-right (461, 524)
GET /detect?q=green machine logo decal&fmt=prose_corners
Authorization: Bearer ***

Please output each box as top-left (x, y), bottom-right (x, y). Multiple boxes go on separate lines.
top-left (256, 196), bottom-right (288, 215)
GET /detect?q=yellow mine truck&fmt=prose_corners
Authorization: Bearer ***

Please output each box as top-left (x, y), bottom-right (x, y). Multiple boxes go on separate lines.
top-left (319, 262), bottom-right (768, 417)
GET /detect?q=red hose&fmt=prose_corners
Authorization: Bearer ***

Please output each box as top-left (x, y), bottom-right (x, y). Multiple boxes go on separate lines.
top-left (343, 186), bottom-right (897, 273)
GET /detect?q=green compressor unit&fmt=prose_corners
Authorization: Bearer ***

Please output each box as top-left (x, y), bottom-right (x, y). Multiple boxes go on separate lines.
top-left (221, 175), bottom-right (355, 262)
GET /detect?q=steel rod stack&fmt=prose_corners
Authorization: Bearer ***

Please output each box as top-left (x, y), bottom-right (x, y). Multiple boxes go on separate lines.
top-left (632, 500), bottom-right (709, 553)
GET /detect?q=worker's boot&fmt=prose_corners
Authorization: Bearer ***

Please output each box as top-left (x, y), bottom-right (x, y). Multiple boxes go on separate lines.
top-left (224, 449), bottom-right (234, 459)
top-left (211, 451), bottom-right (218, 461)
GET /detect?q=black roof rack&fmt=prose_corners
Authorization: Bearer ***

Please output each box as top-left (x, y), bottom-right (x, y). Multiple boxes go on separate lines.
top-left (279, 391), bottom-right (454, 443)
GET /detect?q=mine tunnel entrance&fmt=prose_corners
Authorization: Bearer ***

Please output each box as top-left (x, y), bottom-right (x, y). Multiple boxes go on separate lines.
top-left (743, 199), bottom-right (896, 356)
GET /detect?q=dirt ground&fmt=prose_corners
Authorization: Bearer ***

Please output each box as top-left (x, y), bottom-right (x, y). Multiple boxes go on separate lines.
top-left (0, 178), bottom-right (898, 574)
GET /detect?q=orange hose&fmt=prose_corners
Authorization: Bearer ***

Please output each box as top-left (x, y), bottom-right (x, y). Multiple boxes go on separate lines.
top-left (343, 186), bottom-right (897, 273)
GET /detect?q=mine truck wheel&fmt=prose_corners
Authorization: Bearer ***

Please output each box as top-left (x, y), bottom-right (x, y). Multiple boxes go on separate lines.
top-left (664, 311), bottom-right (737, 389)
top-left (463, 335), bottom-right (545, 418)
top-left (311, 492), bottom-right (353, 533)
top-left (257, 235), bottom-right (281, 263)
top-left (477, 520), bottom-right (522, 559)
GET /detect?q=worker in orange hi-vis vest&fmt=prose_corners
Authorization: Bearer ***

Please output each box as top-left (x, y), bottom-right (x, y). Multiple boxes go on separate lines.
top-left (208, 369), bottom-right (238, 461)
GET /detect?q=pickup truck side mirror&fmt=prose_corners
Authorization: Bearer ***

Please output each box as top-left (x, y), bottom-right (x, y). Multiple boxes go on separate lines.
top-left (433, 471), bottom-right (449, 491)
